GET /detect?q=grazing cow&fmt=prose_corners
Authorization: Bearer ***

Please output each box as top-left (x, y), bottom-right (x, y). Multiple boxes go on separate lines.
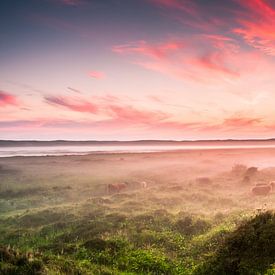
top-left (107, 182), bottom-right (128, 194)
top-left (252, 182), bottom-right (275, 196)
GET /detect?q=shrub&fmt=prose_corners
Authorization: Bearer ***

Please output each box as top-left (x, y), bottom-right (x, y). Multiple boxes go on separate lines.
top-left (231, 164), bottom-right (247, 176)
top-left (195, 211), bottom-right (275, 275)
top-left (83, 238), bottom-right (127, 253)
top-left (174, 216), bottom-right (210, 236)
top-left (0, 246), bottom-right (44, 274)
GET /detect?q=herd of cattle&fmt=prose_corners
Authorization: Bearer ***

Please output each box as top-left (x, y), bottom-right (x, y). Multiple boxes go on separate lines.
top-left (197, 167), bottom-right (275, 196)
top-left (106, 166), bottom-right (275, 197)
top-left (240, 166), bottom-right (275, 196)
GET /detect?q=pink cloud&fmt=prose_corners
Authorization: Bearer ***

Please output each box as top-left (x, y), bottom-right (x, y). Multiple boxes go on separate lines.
top-left (0, 113), bottom-right (273, 140)
top-left (191, 52), bottom-right (240, 77)
top-left (153, 115), bottom-right (264, 134)
top-left (43, 94), bottom-right (265, 132)
top-left (149, 0), bottom-right (275, 58)
top-left (113, 36), bottom-right (241, 82)
top-left (107, 105), bottom-right (169, 124)
top-left (44, 95), bottom-right (99, 114)
top-left (234, 0), bottom-right (275, 55)
top-left (113, 40), bottom-right (185, 61)
top-left (0, 91), bottom-right (18, 107)
top-left (88, 71), bottom-right (105, 79)
top-left (44, 94), bottom-right (169, 125)
top-left (223, 116), bottom-right (262, 128)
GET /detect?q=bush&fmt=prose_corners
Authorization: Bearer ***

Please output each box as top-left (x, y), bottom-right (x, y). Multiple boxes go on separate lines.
top-left (83, 238), bottom-right (127, 253)
top-left (0, 246), bottom-right (44, 274)
top-left (174, 216), bottom-right (210, 236)
top-left (195, 211), bottom-right (275, 275)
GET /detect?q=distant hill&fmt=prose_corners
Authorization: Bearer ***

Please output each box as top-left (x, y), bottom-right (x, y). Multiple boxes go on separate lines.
top-left (0, 139), bottom-right (275, 147)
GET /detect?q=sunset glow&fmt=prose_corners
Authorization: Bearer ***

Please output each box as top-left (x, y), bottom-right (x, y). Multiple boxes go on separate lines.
top-left (1, 0), bottom-right (275, 140)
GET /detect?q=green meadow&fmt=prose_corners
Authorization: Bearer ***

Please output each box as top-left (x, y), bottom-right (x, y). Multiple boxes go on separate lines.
top-left (0, 149), bottom-right (275, 274)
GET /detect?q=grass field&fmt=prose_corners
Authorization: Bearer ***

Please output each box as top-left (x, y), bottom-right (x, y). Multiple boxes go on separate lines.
top-left (0, 148), bottom-right (275, 274)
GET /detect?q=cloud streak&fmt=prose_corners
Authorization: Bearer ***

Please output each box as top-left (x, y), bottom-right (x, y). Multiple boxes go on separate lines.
top-left (44, 94), bottom-right (169, 125)
top-left (88, 71), bottom-right (105, 79)
top-left (234, 0), bottom-right (275, 55)
top-left (44, 96), bottom-right (99, 114)
top-left (113, 35), bottom-right (241, 83)
top-left (0, 114), bottom-right (269, 139)
top-left (223, 116), bottom-right (262, 128)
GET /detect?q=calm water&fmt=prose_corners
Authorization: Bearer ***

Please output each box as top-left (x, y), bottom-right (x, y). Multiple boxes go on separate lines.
top-left (1, 144), bottom-right (275, 157)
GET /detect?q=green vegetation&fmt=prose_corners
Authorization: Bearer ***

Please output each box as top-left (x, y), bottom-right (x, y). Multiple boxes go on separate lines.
top-left (195, 211), bottom-right (275, 275)
top-left (1, 152), bottom-right (275, 274)
top-left (2, 205), bottom-right (274, 274)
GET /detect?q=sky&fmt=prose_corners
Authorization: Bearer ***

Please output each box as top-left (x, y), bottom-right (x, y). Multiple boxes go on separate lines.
top-left (1, 0), bottom-right (275, 140)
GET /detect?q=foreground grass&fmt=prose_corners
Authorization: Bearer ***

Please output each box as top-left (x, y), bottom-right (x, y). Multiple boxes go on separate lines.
top-left (1, 200), bottom-right (274, 274)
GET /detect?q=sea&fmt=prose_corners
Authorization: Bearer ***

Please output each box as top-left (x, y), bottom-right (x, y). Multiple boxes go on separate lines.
top-left (1, 142), bottom-right (275, 157)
